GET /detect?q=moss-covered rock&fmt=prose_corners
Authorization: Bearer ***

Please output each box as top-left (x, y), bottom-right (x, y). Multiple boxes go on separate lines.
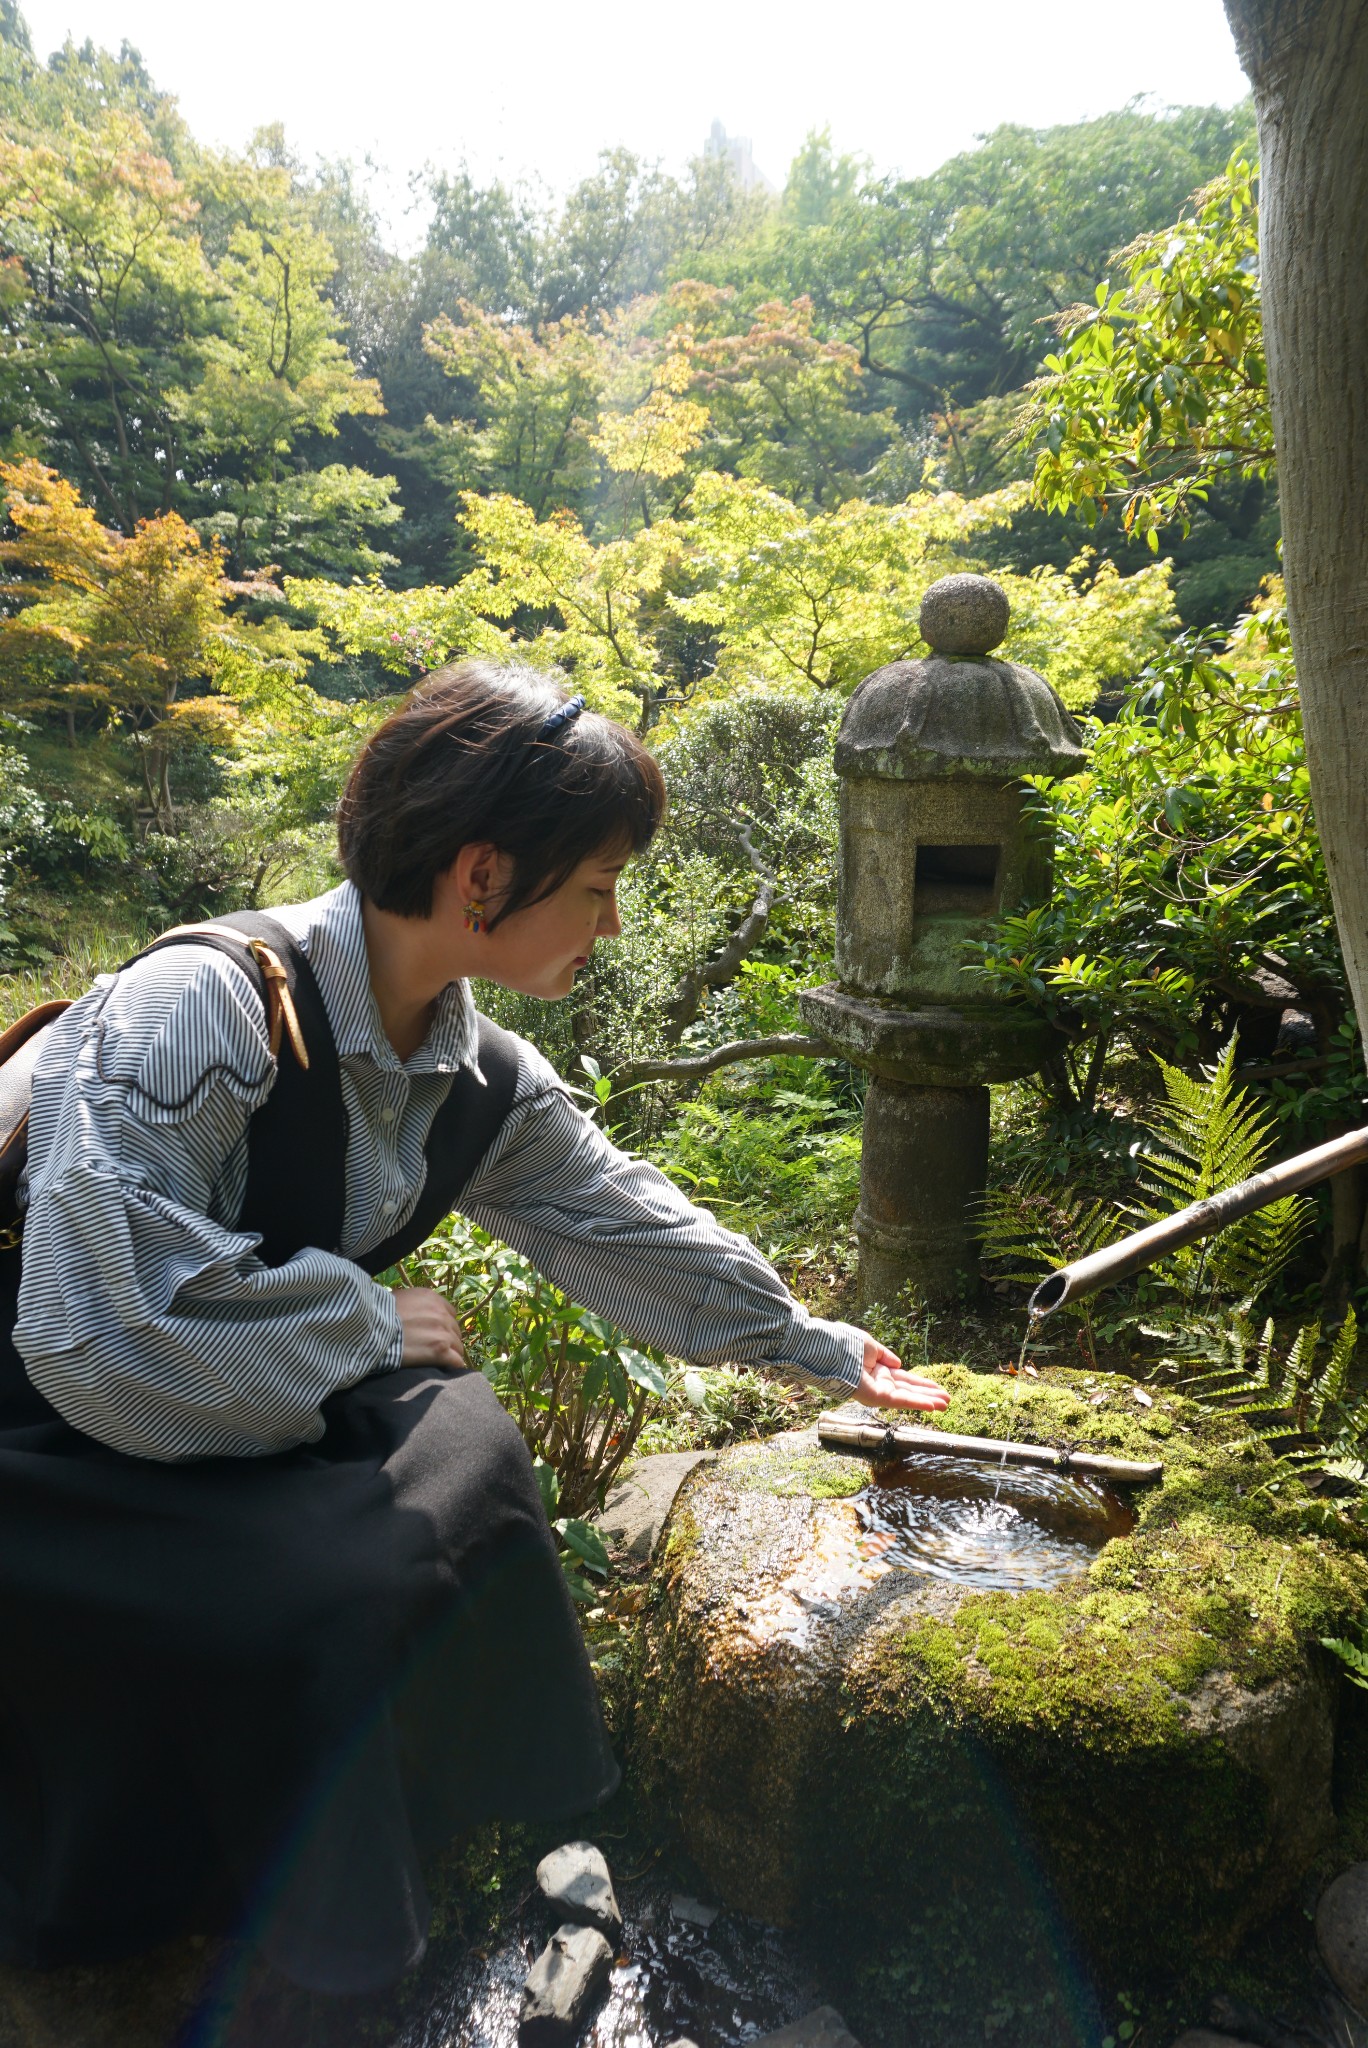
top-left (634, 1366), bottom-right (1368, 2003)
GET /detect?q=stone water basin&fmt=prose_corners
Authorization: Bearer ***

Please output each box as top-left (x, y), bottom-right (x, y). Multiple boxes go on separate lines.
top-left (729, 1453), bottom-right (1132, 1651)
top-left (634, 1371), bottom-right (1368, 2011)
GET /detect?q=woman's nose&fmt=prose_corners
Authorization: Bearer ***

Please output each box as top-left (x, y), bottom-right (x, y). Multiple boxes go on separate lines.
top-left (598, 892), bottom-right (622, 938)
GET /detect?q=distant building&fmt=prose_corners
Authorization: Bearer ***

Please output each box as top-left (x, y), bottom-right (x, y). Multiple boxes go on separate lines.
top-left (704, 120), bottom-right (774, 195)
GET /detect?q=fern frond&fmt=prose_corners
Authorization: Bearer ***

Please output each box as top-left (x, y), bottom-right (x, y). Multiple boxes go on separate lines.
top-left (1175, 1306), bottom-right (1366, 1507)
top-left (1321, 1312), bottom-right (1357, 1408)
top-left (979, 1176), bottom-right (1127, 1285)
top-left (1141, 1037), bottom-right (1275, 1202)
top-left (1133, 1034), bottom-right (1313, 1309)
top-left (1322, 1635), bottom-right (1368, 1691)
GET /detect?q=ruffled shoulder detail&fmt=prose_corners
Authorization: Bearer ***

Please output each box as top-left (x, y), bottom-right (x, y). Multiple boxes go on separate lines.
top-left (91, 944), bottom-right (276, 1125)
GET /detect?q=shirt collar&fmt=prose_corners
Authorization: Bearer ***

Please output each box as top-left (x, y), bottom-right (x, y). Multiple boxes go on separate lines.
top-left (269, 881), bottom-right (483, 1079)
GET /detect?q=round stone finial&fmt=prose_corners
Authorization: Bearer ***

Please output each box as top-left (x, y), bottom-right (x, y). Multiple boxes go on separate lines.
top-left (919, 573), bottom-right (1009, 656)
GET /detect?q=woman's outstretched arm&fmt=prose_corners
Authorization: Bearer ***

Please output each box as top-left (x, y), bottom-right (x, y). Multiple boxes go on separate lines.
top-left (461, 1042), bottom-right (943, 1403)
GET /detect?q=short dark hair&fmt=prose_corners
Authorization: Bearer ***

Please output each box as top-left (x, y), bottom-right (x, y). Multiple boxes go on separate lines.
top-left (338, 658), bottom-right (666, 923)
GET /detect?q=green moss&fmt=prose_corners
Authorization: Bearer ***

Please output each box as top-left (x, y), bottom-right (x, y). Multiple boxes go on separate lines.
top-left (841, 1364), bottom-right (1368, 1738)
top-left (727, 1440), bottom-right (870, 1500)
top-left (660, 1503), bottom-right (702, 1562)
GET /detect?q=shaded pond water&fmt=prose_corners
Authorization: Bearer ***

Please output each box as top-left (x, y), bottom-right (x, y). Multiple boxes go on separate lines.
top-left (856, 1453), bottom-right (1135, 1593)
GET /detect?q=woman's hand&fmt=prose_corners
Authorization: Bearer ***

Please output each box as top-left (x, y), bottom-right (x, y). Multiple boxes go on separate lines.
top-left (850, 1335), bottom-right (949, 1413)
top-left (393, 1288), bottom-right (467, 1370)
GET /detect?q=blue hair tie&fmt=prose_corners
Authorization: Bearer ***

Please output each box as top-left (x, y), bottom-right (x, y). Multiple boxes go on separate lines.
top-left (538, 693), bottom-right (585, 739)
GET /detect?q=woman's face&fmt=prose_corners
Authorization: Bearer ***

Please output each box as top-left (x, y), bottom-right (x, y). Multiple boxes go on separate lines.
top-left (471, 845), bottom-right (628, 1000)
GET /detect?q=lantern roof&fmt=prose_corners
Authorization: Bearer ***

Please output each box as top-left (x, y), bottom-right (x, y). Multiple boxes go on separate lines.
top-left (834, 574), bottom-right (1087, 782)
top-left (835, 654), bottom-right (1087, 782)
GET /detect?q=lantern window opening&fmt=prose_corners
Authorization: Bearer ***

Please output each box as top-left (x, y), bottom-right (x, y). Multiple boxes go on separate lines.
top-left (913, 843), bottom-right (1003, 919)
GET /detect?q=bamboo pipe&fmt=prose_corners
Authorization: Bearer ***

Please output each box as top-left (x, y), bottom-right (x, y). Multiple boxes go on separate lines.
top-left (1027, 1123), bottom-right (1368, 1320)
top-left (817, 1413), bottom-right (1162, 1485)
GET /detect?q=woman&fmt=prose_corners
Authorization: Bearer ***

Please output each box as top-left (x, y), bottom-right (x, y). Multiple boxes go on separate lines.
top-left (0, 661), bottom-right (947, 1991)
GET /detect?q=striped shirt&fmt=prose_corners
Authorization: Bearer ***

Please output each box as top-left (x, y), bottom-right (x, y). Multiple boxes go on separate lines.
top-left (14, 881), bottom-right (865, 1460)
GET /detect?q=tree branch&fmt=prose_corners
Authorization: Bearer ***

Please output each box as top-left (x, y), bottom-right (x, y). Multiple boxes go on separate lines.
top-left (616, 1034), bottom-right (830, 1087)
top-left (663, 822), bottom-right (777, 1041)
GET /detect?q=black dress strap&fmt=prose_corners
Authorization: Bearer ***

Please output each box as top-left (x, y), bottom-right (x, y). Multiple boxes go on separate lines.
top-left (134, 925), bottom-right (522, 1273)
top-left (135, 913), bottom-right (347, 1267)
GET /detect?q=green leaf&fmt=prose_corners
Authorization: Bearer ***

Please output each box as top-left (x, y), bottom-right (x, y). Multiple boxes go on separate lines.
top-left (533, 1458), bottom-right (561, 1517)
top-left (557, 1517), bottom-right (610, 1576)
top-left (620, 1347), bottom-right (668, 1397)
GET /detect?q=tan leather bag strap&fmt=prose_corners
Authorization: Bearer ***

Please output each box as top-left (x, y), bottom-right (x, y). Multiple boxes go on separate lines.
top-left (152, 925), bottom-right (310, 1070)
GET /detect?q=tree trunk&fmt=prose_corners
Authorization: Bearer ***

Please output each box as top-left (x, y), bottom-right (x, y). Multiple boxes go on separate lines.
top-left (1224, 0), bottom-right (1368, 1038)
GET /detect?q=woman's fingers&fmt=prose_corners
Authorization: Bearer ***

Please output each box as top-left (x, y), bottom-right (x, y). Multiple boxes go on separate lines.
top-left (393, 1288), bottom-right (467, 1369)
top-left (852, 1365), bottom-right (950, 1412)
top-left (852, 1335), bottom-right (949, 1412)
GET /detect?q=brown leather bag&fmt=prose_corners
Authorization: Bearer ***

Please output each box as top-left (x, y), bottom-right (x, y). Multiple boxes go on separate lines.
top-left (0, 1001), bottom-right (71, 1249)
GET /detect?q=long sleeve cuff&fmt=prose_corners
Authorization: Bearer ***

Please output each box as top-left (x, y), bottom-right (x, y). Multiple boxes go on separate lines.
top-left (774, 1313), bottom-right (866, 1390)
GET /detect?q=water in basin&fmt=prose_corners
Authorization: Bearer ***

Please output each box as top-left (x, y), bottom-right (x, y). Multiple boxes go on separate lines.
top-left (855, 1452), bottom-right (1135, 1592)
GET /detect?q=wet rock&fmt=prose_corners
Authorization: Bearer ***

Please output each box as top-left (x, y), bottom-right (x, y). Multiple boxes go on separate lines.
top-left (751, 2006), bottom-right (863, 2048)
top-left (593, 1451), bottom-right (714, 1560)
top-left (519, 1924), bottom-right (613, 2044)
top-left (1317, 1861), bottom-right (1368, 2014)
top-left (535, 1841), bottom-right (622, 1941)
top-left (634, 1387), bottom-right (1364, 1986)
top-left (668, 1893), bottom-right (718, 1929)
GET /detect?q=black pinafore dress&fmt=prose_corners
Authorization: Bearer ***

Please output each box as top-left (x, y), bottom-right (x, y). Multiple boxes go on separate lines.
top-left (0, 916), bottom-right (618, 1991)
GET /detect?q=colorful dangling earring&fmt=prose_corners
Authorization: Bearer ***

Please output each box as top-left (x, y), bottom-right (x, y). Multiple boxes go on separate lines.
top-left (463, 900), bottom-right (486, 934)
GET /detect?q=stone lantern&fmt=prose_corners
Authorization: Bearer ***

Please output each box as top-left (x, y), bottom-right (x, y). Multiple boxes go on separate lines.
top-left (799, 573), bottom-right (1086, 1309)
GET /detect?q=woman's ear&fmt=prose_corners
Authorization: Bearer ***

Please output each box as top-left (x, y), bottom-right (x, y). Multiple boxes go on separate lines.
top-left (444, 843), bottom-right (510, 912)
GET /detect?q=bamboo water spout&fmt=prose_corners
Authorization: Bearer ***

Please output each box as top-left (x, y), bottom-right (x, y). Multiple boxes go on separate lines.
top-left (1027, 1123), bottom-right (1368, 1319)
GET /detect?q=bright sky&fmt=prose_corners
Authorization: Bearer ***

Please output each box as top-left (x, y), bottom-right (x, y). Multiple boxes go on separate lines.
top-left (20, 0), bottom-right (1251, 246)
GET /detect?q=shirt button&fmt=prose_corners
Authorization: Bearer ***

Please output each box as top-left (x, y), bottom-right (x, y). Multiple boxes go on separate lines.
top-left (381, 1199), bottom-right (398, 1215)
top-left (379, 1105), bottom-right (397, 1122)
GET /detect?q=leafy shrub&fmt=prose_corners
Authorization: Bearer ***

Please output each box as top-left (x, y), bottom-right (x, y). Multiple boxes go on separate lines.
top-left (396, 1213), bottom-right (669, 1592)
top-left (134, 803), bottom-right (321, 922)
top-left (655, 1062), bottom-right (862, 1257)
top-left (977, 594), bottom-right (1366, 1158)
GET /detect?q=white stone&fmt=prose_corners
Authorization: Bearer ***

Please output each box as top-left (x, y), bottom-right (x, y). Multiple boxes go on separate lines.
top-left (593, 1451), bottom-right (714, 1560)
top-left (1317, 1860), bottom-right (1368, 2014)
top-left (669, 1893), bottom-right (718, 1929)
top-left (535, 1841), bottom-right (622, 1941)
top-left (1168, 2032), bottom-right (1260, 2048)
top-left (749, 2007), bottom-right (863, 2048)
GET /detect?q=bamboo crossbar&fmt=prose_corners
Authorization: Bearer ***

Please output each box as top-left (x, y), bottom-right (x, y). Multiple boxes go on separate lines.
top-left (817, 1412), bottom-right (1163, 1485)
